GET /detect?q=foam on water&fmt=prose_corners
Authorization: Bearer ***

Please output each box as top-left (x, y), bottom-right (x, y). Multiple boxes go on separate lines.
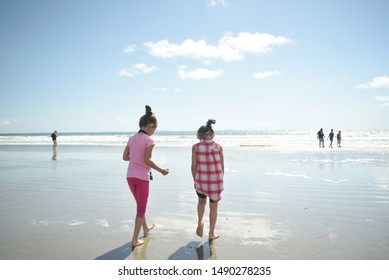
top-left (1, 130), bottom-right (389, 153)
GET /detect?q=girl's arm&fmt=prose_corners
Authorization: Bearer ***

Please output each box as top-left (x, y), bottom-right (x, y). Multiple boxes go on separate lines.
top-left (191, 145), bottom-right (197, 181)
top-left (219, 146), bottom-right (225, 174)
top-left (144, 145), bottom-right (169, 175)
top-left (122, 145), bottom-right (130, 161)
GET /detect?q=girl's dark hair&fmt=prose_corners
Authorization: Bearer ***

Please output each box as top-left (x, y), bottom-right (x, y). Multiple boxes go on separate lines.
top-left (139, 105), bottom-right (157, 128)
top-left (197, 119), bottom-right (216, 139)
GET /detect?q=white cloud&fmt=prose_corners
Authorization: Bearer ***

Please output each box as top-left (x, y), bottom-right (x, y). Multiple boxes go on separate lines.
top-left (153, 87), bottom-right (168, 92)
top-left (0, 119), bottom-right (18, 126)
top-left (118, 63), bottom-right (157, 77)
top-left (177, 67), bottom-right (224, 80)
top-left (375, 95), bottom-right (389, 108)
top-left (123, 44), bottom-right (136, 54)
top-left (144, 32), bottom-right (291, 62)
top-left (209, 0), bottom-right (227, 7)
top-left (253, 70), bottom-right (281, 79)
top-left (145, 39), bottom-right (232, 60)
top-left (151, 87), bottom-right (183, 93)
top-left (375, 95), bottom-right (389, 102)
top-left (221, 33), bottom-right (290, 55)
top-left (355, 75), bottom-right (389, 89)
top-left (134, 63), bottom-right (157, 74)
top-left (118, 68), bottom-right (134, 77)
top-left (115, 116), bottom-right (127, 124)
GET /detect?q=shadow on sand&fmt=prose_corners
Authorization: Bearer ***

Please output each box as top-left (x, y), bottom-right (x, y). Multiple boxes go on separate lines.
top-left (96, 238), bottom-right (217, 260)
top-left (95, 237), bottom-right (154, 260)
top-left (168, 240), bottom-right (218, 260)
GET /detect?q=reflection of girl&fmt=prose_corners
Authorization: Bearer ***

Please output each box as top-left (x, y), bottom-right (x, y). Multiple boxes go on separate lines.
top-left (191, 119), bottom-right (224, 240)
top-left (123, 105), bottom-right (169, 248)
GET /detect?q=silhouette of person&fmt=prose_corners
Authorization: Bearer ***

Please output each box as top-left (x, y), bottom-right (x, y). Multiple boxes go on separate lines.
top-left (317, 128), bottom-right (325, 148)
top-left (337, 131), bottom-right (342, 147)
top-left (328, 129), bottom-right (334, 148)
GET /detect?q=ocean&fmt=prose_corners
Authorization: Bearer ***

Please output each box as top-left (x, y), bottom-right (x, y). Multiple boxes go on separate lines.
top-left (0, 130), bottom-right (388, 259)
top-left (1, 129), bottom-right (389, 150)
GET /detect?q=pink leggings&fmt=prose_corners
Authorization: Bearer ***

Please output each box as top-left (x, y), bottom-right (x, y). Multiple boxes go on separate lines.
top-left (127, 177), bottom-right (149, 218)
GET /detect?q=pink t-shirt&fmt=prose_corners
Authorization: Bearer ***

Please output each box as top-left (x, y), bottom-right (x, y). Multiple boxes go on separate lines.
top-left (126, 132), bottom-right (155, 181)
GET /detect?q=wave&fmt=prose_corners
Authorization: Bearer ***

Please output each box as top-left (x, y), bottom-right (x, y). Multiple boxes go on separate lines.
top-left (1, 130), bottom-right (389, 151)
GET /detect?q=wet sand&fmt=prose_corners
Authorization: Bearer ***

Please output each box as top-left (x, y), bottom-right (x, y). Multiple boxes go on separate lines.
top-left (0, 145), bottom-right (388, 260)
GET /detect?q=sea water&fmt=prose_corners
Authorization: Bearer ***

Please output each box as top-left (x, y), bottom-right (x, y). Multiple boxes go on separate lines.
top-left (0, 130), bottom-right (388, 259)
top-left (1, 130), bottom-right (389, 151)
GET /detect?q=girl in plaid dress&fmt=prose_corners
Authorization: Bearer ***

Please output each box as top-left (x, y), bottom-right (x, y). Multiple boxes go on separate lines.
top-left (191, 119), bottom-right (224, 240)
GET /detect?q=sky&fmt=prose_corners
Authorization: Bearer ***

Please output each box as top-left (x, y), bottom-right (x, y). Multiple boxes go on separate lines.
top-left (1, 0), bottom-right (389, 133)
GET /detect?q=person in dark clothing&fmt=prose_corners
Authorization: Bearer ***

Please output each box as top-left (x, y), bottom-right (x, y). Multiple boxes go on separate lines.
top-left (51, 131), bottom-right (58, 148)
top-left (328, 129), bottom-right (334, 148)
top-left (51, 130), bottom-right (58, 159)
top-left (317, 128), bottom-right (325, 148)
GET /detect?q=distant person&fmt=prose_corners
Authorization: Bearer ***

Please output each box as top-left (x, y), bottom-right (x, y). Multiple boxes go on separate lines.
top-left (317, 128), bottom-right (325, 148)
top-left (122, 105), bottom-right (169, 248)
top-left (328, 129), bottom-right (334, 148)
top-left (191, 119), bottom-right (224, 240)
top-left (337, 131), bottom-right (342, 147)
top-left (51, 130), bottom-right (58, 160)
top-left (51, 130), bottom-right (58, 149)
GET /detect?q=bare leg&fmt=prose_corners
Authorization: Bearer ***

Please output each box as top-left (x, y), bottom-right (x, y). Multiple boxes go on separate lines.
top-left (142, 216), bottom-right (155, 236)
top-left (132, 217), bottom-right (144, 247)
top-left (52, 148), bottom-right (57, 160)
top-left (196, 197), bottom-right (206, 237)
top-left (52, 142), bottom-right (57, 160)
top-left (209, 201), bottom-right (219, 240)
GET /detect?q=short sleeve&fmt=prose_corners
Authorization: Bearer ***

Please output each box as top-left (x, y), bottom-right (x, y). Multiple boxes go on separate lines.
top-left (146, 136), bottom-right (155, 148)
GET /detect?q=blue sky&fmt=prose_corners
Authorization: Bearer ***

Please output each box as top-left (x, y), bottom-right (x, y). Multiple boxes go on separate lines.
top-left (1, 0), bottom-right (388, 133)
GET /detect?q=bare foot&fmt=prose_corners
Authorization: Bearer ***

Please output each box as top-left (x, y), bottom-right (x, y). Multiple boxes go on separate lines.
top-left (143, 224), bottom-right (155, 237)
top-left (209, 233), bottom-right (219, 240)
top-left (196, 222), bottom-right (204, 237)
top-left (132, 239), bottom-right (144, 248)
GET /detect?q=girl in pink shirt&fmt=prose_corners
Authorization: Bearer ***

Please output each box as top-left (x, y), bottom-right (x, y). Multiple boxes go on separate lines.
top-left (123, 105), bottom-right (169, 248)
top-left (191, 119), bottom-right (224, 240)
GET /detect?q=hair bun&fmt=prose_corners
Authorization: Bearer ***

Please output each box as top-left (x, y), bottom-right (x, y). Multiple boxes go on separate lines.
top-left (145, 105), bottom-right (153, 116)
top-left (206, 119), bottom-right (216, 128)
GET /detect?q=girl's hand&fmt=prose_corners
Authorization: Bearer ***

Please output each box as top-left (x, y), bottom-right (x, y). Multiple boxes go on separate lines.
top-left (160, 168), bottom-right (169, 176)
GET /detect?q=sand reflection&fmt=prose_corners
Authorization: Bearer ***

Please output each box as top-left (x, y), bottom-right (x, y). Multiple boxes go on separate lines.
top-left (132, 237), bottom-right (154, 260)
top-left (219, 212), bottom-right (289, 246)
top-left (168, 240), bottom-right (218, 260)
top-left (52, 148), bottom-right (57, 160)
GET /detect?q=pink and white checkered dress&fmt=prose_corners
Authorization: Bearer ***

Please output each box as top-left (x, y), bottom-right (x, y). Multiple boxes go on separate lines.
top-left (194, 140), bottom-right (224, 202)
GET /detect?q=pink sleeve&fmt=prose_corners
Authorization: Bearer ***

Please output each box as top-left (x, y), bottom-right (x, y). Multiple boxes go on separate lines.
top-left (146, 136), bottom-right (155, 148)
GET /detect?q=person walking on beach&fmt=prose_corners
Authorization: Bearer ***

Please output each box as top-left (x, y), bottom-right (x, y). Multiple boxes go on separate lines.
top-left (51, 130), bottom-right (58, 159)
top-left (328, 129), bottom-right (334, 148)
top-left (317, 128), bottom-right (325, 148)
top-left (51, 130), bottom-right (58, 148)
top-left (122, 105), bottom-right (169, 248)
top-left (337, 131), bottom-right (342, 147)
top-left (191, 119), bottom-right (224, 240)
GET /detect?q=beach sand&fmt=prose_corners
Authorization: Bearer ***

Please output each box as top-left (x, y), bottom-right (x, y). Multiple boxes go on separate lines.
top-left (0, 144), bottom-right (388, 260)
